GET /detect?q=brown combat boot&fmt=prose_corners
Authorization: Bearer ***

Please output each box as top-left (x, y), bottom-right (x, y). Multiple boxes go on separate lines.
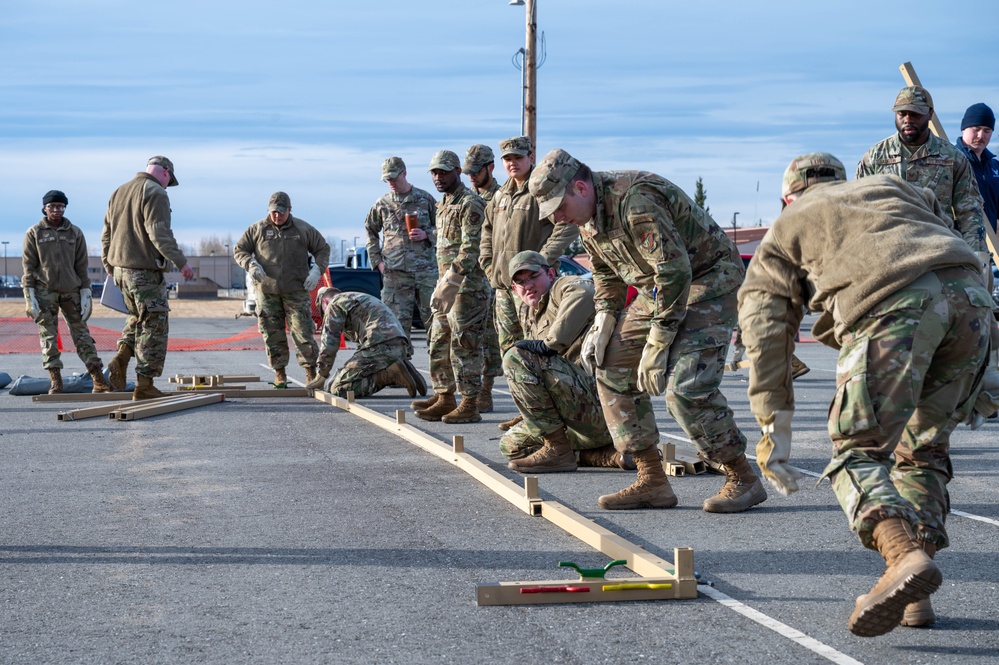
top-left (901, 541), bottom-right (938, 628)
top-left (107, 343), bottom-right (133, 391)
top-left (89, 366), bottom-right (113, 393)
top-left (790, 355), bottom-right (810, 379)
top-left (498, 414), bottom-right (524, 431)
top-left (597, 447), bottom-right (678, 510)
top-left (415, 392), bottom-right (457, 421)
top-left (578, 445), bottom-right (636, 470)
top-left (304, 365), bottom-right (317, 385)
top-left (848, 518), bottom-right (942, 637)
top-left (441, 394), bottom-right (482, 424)
top-left (402, 359), bottom-right (427, 396)
top-left (508, 427), bottom-right (577, 473)
top-left (477, 376), bottom-right (495, 413)
top-left (376, 360), bottom-right (420, 397)
top-left (702, 454), bottom-right (768, 513)
top-left (411, 392), bottom-right (439, 411)
top-left (133, 374), bottom-right (166, 401)
top-left (273, 367), bottom-right (287, 389)
top-left (47, 368), bottom-right (63, 395)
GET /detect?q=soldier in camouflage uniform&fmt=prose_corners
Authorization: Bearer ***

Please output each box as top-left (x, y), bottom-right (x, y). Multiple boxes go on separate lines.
top-left (305, 286), bottom-right (426, 399)
top-left (364, 157), bottom-right (438, 338)
top-left (23, 190), bottom-right (113, 394)
top-left (501, 251), bottom-right (633, 473)
top-left (740, 153), bottom-right (996, 637)
top-left (412, 150), bottom-right (490, 424)
top-left (463, 144), bottom-right (503, 412)
top-left (101, 156), bottom-right (195, 400)
top-left (530, 149), bottom-right (765, 514)
top-left (857, 86), bottom-right (988, 265)
top-left (234, 192), bottom-right (330, 388)
top-left (480, 136), bottom-right (579, 360)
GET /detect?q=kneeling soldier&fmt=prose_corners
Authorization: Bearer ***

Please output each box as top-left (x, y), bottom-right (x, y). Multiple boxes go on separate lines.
top-left (307, 286), bottom-right (426, 399)
top-left (502, 251), bottom-right (634, 473)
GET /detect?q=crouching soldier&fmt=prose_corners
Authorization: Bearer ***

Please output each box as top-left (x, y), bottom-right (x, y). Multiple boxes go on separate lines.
top-left (306, 286), bottom-right (426, 399)
top-left (502, 251), bottom-right (634, 473)
top-left (740, 152), bottom-right (998, 637)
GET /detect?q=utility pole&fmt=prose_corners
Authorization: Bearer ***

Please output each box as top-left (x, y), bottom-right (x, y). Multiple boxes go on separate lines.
top-left (510, 0), bottom-right (537, 148)
top-left (732, 212), bottom-right (740, 247)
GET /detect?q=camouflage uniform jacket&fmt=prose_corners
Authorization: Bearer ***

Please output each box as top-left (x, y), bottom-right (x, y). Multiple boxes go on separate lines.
top-left (581, 170), bottom-right (744, 344)
top-left (317, 291), bottom-right (409, 373)
top-left (516, 275), bottom-right (596, 364)
top-left (856, 133), bottom-right (986, 252)
top-left (738, 175), bottom-right (983, 417)
top-left (101, 173), bottom-right (188, 274)
top-left (363, 186), bottom-right (437, 272)
top-left (435, 182), bottom-right (488, 286)
top-left (480, 174), bottom-right (578, 289)
top-left (23, 218), bottom-right (91, 292)
top-left (234, 216), bottom-right (331, 295)
top-left (473, 179), bottom-right (501, 203)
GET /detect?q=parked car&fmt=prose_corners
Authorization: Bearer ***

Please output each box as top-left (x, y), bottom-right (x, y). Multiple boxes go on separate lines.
top-left (557, 255), bottom-right (592, 278)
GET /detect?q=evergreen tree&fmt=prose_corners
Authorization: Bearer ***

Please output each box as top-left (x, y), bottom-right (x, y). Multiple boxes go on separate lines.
top-left (694, 177), bottom-right (710, 215)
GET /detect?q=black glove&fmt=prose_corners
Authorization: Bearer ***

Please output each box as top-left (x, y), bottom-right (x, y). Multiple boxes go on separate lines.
top-left (514, 339), bottom-right (557, 357)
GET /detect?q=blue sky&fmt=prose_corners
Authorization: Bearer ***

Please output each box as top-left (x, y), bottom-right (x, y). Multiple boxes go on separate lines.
top-left (2, 0), bottom-right (997, 262)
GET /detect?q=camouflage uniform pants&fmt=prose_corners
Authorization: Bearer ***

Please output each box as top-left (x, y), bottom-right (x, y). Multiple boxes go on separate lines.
top-left (596, 291), bottom-right (746, 459)
top-left (428, 281), bottom-right (489, 397)
top-left (328, 338), bottom-right (411, 399)
top-left (115, 267), bottom-right (169, 377)
top-left (499, 347), bottom-right (613, 459)
top-left (820, 268), bottom-right (992, 551)
top-left (382, 269), bottom-right (435, 339)
top-left (494, 287), bottom-right (525, 354)
top-left (481, 289), bottom-right (503, 379)
top-left (33, 286), bottom-right (101, 371)
top-left (256, 289), bottom-right (318, 370)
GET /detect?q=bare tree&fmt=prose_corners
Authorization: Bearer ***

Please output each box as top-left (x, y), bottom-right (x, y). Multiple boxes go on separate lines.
top-left (197, 234), bottom-right (235, 256)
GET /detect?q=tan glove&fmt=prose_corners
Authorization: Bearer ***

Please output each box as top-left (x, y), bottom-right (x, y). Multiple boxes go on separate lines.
top-left (304, 264), bottom-right (322, 292)
top-left (247, 259), bottom-right (265, 283)
top-left (23, 287), bottom-right (40, 320)
top-left (305, 369), bottom-right (330, 391)
top-left (755, 410), bottom-right (802, 496)
top-left (637, 324), bottom-right (675, 396)
top-left (430, 270), bottom-right (463, 314)
top-left (581, 311), bottom-right (617, 374)
top-left (79, 287), bottom-right (93, 321)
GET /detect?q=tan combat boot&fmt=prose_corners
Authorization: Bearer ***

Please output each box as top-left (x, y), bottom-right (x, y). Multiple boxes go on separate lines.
top-left (498, 414), bottom-right (524, 431)
top-left (415, 392), bottom-right (457, 421)
top-left (441, 394), bottom-right (482, 424)
top-left (133, 374), bottom-right (166, 401)
top-left (702, 454), bottom-right (768, 513)
top-left (507, 427), bottom-right (577, 473)
top-left (89, 366), bottom-right (113, 393)
top-left (402, 359), bottom-right (427, 396)
top-left (107, 343), bottom-right (133, 391)
top-left (273, 367), bottom-right (287, 389)
top-left (47, 368), bottom-right (63, 395)
top-left (597, 447), bottom-right (678, 510)
top-left (848, 518), bottom-right (942, 637)
top-left (901, 541), bottom-right (938, 627)
top-left (412, 392), bottom-right (439, 411)
top-left (477, 376), bottom-right (495, 413)
top-left (790, 355), bottom-right (810, 379)
top-left (376, 360), bottom-right (420, 397)
top-left (304, 365), bottom-right (317, 385)
top-left (578, 445), bottom-right (636, 470)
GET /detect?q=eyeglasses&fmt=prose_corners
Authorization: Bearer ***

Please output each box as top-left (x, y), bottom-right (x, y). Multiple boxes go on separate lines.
top-left (44, 204), bottom-right (66, 211)
top-left (512, 270), bottom-right (543, 287)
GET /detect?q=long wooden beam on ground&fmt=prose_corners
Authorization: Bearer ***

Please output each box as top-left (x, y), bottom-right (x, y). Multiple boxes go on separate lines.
top-left (33, 388), bottom-right (309, 402)
top-left (112, 393), bottom-right (224, 420)
top-left (57, 395), bottom-right (187, 421)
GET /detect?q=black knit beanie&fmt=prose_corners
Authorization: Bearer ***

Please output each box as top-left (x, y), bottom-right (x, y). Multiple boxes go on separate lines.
top-left (42, 190), bottom-right (68, 206)
top-left (961, 103), bottom-right (995, 131)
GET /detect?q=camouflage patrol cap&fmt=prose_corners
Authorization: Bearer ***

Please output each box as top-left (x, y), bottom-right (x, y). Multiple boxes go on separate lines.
top-left (268, 191), bottom-right (292, 213)
top-left (381, 156), bottom-right (406, 181)
top-left (529, 148), bottom-right (582, 219)
top-left (462, 144), bottom-right (495, 174)
top-left (893, 86), bottom-right (933, 114)
top-left (508, 250), bottom-right (548, 282)
top-left (314, 285), bottom-right (341, 310)
top-left (499, 135), bottom-right (533, 157)
top-left (147, 155), bottom-right (178, 186)
top-left (781, 153), bottom-right (847, 198)
top-left (428, 150), bottom-right (461, 172)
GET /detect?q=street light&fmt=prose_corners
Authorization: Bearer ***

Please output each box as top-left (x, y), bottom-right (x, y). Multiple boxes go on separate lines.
top-left (1, 241), bottom-right (8, 296)
top-left (732, 212), bottom-right (740, 247)
top-left (509, 0), bottom-right (538, 148)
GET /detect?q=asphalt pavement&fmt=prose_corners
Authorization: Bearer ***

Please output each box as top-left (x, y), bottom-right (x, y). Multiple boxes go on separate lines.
top-left (1, 314), bottom-right (997, 664)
